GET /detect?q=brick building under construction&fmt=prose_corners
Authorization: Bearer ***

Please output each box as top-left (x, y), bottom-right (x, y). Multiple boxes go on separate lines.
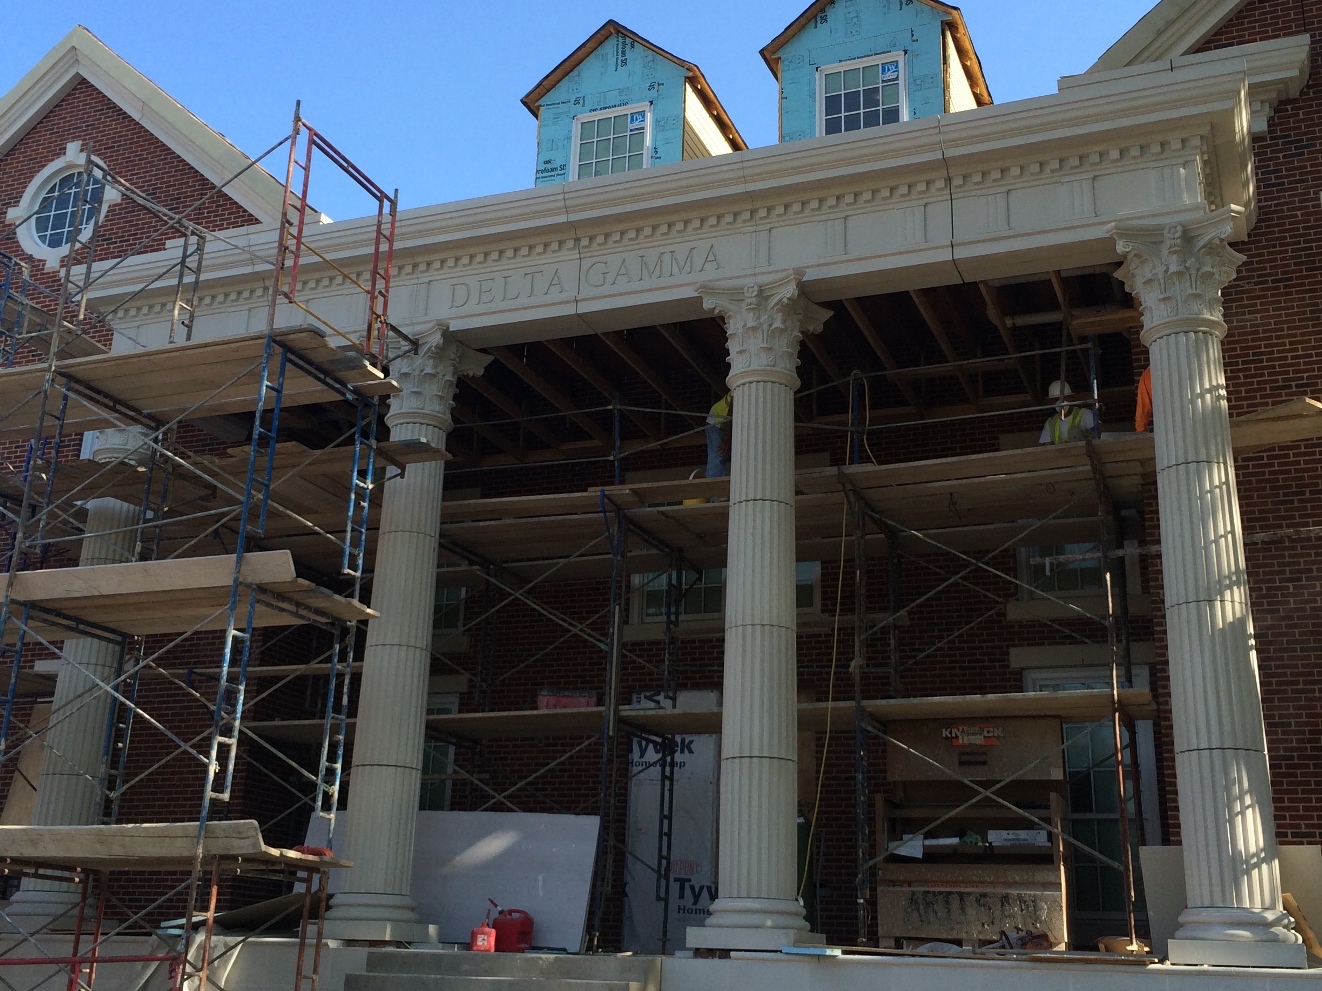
top-left (1, 1), bottom-right (1321, 988)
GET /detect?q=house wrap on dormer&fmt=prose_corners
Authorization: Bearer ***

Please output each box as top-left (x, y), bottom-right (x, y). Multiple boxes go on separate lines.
top-left (761, 0), bottom-right (992, 143)
top-left (522, 20), bottom-right (746, 187)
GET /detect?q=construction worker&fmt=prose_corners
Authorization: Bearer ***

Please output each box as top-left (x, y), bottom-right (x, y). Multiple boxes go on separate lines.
top-left (1038, 380), bottom-right (1097, 444)
top-left (1135, 366), bottom-right (1153, 432)
top-left (706, 391), bottom-right (732, 478)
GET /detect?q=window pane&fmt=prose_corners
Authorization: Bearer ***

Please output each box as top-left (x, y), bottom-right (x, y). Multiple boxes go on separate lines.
top-left (824, 72), bottom-right (842, 95)
top-left (613, 114), bottom-right (628, 135)
top-left (824, 93), bottom-right (842, 116)
top-left (594, 161), bottom-right (609, 177)
top-left (612, 135), bottom-right (627, 156)
top-left (595, 138), bottom-right (612, 160)
top-left (882, 83), bottom-right (900, 106)
top-left (843, 90), bottom-right (861, 113)
top-left (844, 113), bottom-right (862, 131)
top-left (610, 157), bottom-right (626, 174)
top-left (628, 132), bottom-right (644, 153)
top-left (825, 117), bottom-right (842, 135)
top-left (862, 87), bottom-right (880, 110)
top-left (862, 110), bottom-right (881, 128)
top-left (580, 120), bottom-right (595, 141)
top-left (842, 67), bottom-right (861, 89)
top-left (862, 63), bottom-right (880, 86)
top-left (627, 154), bottom-right (644, 170)
top-left (578, 162), bottom-right (594, 179)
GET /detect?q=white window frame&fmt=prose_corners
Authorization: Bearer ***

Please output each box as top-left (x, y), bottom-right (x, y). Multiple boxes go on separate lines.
top-left (816, 53), bottom-right (908, 138)
top-left (630, 562), bottom-right (822, 625)
top-left (419, 692), bottom-right (458, 812)
top-left (569, 102), bottom-right (653, 181)
top-left (1022, 665), bottom-right (1160, 850)
top-left (5, 142), bottom-right (121, 270)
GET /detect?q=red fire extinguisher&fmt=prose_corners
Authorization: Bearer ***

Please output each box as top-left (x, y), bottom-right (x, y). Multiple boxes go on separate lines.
top-left (470, 908), bottom-right (496, 952)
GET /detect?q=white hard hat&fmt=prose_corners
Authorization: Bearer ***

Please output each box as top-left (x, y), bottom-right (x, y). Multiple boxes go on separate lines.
top-left (1047, 380), bottom-right (1073, 400)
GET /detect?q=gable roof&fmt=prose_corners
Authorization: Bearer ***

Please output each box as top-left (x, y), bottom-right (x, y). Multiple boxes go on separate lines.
top-left (760, 0), bottom-right (992, 106)
top-left (1091, 0), bottom-right (1249, 72)
top-left (0, 26), bottom-right (285, 225)
top-left (520, 19), bottom-right (748, 152)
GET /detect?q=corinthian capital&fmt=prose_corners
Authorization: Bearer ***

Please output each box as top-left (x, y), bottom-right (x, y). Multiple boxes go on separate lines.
top-left (386, 322), bottom-right (492, 432)
top-left (698, 271), bottom-right (830, 389)
top-left (1109, 207), bottom-right (1247, 343)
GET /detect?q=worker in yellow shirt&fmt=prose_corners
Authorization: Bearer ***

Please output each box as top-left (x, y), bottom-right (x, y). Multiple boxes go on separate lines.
top-left (1039, 380), bottom-right (1098, 444)
top-left (706, 392), bottom-right (732, 477)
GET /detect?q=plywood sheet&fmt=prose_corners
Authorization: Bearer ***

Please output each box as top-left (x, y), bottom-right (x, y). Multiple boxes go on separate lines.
top-left (0, 327), bottom-right (396, 441)
top-left (0, 550), bottom-right (375, 638)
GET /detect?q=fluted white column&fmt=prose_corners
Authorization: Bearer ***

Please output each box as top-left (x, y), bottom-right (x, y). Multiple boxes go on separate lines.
top-left (687, 272), bottom-right (828, 952)
top-left (1111, 208), bottom-right (1304, 968)
top-left (324, 325), bottom-right (489, 943)
top-left (7, 428), bottom-right (144, 930)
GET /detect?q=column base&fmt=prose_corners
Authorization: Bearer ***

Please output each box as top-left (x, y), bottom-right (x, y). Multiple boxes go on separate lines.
top-left (686, 926), bottom-right (825, 952)
top-left (321, 919), bottom-right (439, 944)
top-left (1167, 938), bottom-right (1307, 969)
top-left (2, 888), bottom-right (83, 933)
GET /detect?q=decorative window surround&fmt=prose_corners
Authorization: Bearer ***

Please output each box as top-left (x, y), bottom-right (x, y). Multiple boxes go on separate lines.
top-left (6, 142), bottom-right (121, 270)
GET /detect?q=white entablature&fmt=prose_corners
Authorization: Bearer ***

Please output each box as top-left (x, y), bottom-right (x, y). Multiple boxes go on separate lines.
top-left (87, 39), bottom-right (1306, 353)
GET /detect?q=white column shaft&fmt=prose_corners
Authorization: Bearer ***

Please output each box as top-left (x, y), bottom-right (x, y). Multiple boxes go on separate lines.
top-left (1111, 211), bottom-right (1300, 961)
top-left (718, 378), bottom-right (799, 905)
top-left (10, 496), bottom-right (137, 924)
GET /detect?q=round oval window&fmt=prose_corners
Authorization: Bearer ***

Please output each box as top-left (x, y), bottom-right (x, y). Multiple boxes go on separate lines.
top-left (32, 172), bottom-right (103, 250)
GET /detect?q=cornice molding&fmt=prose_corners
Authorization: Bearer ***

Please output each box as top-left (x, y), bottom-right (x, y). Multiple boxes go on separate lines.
top-left (1073, 35), bottom-right (1311, 136)
top-left (1091, 0), bottom-right (1248, 72)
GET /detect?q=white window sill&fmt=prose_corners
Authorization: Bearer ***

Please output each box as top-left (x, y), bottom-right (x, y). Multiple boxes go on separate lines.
top-left (1005, 594), bottom-right (1151, 621)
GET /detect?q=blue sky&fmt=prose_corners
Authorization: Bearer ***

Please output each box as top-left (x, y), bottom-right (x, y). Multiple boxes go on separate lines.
top-left (5, 1), bottom-right (1158, 221)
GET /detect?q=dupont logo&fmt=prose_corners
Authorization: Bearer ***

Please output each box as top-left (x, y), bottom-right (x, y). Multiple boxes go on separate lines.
top-left (943, 724), bottom-right (1004, 747)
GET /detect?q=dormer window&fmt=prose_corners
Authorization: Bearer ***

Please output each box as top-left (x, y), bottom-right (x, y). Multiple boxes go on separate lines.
top-left (818, 55), bottom-right (905, 136)
top-left (572, 103), bottom-right (651, 179)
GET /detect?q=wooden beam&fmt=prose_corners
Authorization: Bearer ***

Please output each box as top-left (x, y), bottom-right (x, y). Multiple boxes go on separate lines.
top-left (908, 289), bottom-right (979, 407)
top-left (977, 281), bottom-right (1041, 404)
top-left (597, 332), bottom-right (700, 423)
top-left (1049, 271), bottom-right (1075, 338)
top-left (451, 401), bottom-right (525, 461)
top-left (462, 377), bottom-right (565, 452)
top-left (488, 346), bottom-right (613, 448)
top-left (544, 339), bottom-right (661, 439)
top-left (841, 298), bottom-right (926, 416)
top-left (803, 330), bottom-right (854, 401)
top-left (657, 323), bottom-right (726, 393)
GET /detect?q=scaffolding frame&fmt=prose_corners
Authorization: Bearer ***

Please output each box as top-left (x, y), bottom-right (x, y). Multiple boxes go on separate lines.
top-left (0, 107), bottom-right (410, 991)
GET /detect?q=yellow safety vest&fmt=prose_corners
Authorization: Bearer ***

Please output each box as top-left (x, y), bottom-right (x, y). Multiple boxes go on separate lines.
top-left (1048, 408), bottom-right (1084, 444)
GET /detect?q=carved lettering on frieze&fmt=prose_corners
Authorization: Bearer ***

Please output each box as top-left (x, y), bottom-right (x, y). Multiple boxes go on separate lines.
top-left (583, 243), bottom-right (721, 289)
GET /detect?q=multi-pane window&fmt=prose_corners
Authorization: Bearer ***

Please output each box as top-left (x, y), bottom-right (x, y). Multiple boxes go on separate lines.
top-left (635, 562), bottom-right (820, 621)
top-left (574, 106), bottom-right (649, 179)
top-left (33, 172), bottom-right (103, 249)
top-left (419, 693), bottom-right (457, 811)
top-left (1022, 542), bottom-right (1105, 597)
top-left (819, 56), bottom-right (903, 136)
top-left (434, 585), bottom-right (465, 632)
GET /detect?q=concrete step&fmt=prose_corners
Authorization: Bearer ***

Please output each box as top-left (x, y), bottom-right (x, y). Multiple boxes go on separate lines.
top-left (346, 974), bottom-right (642, 991)
top-left (350, 949), bottom-right (661, 991)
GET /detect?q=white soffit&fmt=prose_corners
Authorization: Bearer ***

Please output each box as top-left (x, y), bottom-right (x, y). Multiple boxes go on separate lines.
top-left (1091, 0), bottom-right (1249, 71)
top-left (0, 26), bottom-right (284, 225)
